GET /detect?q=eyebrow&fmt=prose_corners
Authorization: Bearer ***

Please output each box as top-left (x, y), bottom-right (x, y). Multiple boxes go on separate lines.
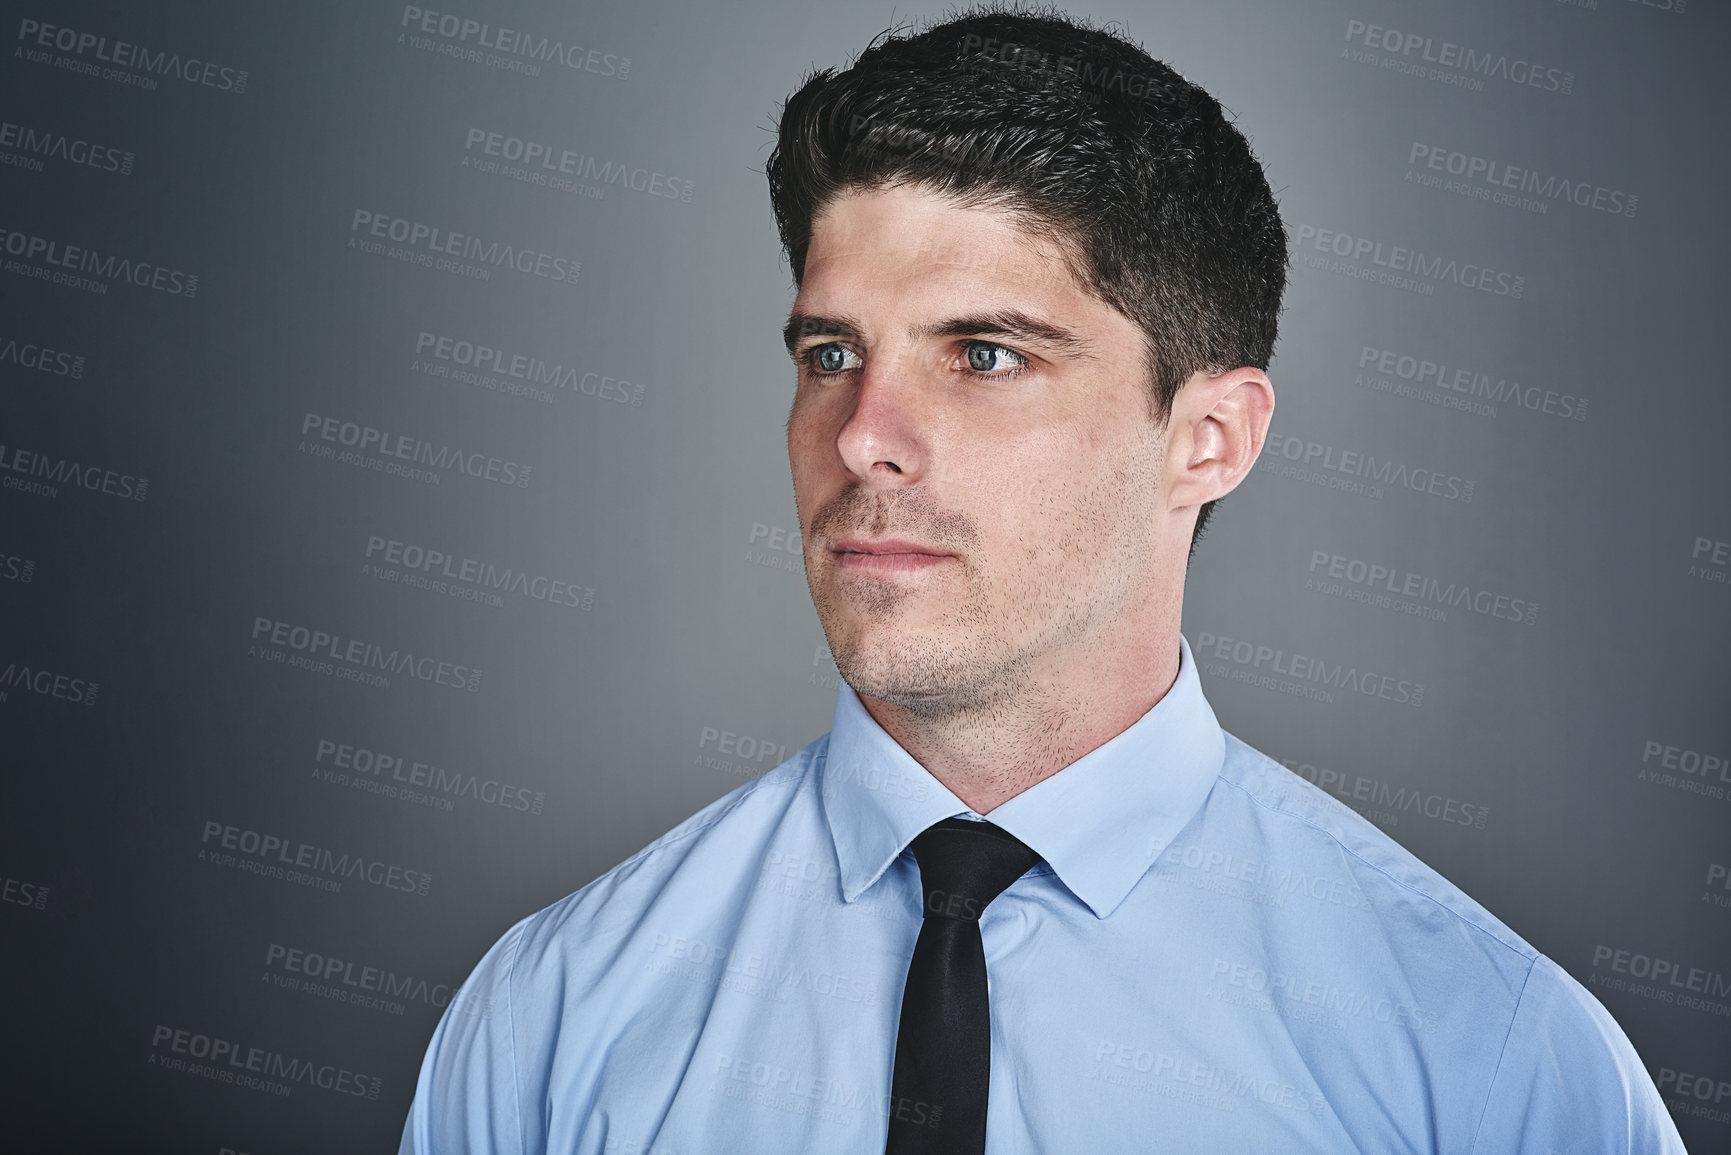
top-left (915, 311), bottom-right (1093, 355)
top-left (783, 312), bottom-right (864, 356)
top-left (782, 309), bottom-right (1093, 358)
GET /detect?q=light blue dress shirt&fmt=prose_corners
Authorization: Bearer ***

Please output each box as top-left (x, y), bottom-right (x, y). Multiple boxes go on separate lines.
top-left (400, 635), bottom-right (1685, 1153)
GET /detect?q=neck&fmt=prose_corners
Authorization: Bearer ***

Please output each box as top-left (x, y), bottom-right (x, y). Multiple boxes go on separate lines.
top-left (857, 614), bottom-right (1184, 814)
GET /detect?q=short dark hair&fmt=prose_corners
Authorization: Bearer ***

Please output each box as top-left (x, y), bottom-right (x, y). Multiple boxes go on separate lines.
top-left (766, 4), bottom-right (1287, 546)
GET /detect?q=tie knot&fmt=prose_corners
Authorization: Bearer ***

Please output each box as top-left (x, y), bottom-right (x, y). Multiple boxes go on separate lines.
top-left (908, 817), bottom-right (1040, 923)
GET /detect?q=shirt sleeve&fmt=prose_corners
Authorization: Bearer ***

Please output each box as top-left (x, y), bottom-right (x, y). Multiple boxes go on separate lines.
top-left (1471, 955), bottom-right (1686, 1154)
top-left (398, 918), bottom-right (531, 1155)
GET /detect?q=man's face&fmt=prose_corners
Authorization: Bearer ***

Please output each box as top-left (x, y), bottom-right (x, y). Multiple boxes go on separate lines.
top-left (785, 183), bottom-right (1181, 719)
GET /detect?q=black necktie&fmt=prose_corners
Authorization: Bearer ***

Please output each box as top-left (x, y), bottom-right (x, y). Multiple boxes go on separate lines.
top-left (884, 817), bottom-right (1041, 1155)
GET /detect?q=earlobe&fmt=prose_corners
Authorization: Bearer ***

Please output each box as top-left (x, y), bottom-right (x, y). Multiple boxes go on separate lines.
top-left (1165, 367), bottom-right (1274, 511)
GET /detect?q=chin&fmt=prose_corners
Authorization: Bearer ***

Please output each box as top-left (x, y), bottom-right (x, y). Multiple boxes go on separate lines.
top-left (834, 632), bottom-right (974, 706)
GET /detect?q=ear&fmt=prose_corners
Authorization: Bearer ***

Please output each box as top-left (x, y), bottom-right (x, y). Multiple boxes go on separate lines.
top-left (1162, 366), bottom-right (1275, 514)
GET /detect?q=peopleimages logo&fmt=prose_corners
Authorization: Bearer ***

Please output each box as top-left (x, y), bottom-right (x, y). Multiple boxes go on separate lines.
top-left (713, 1052), bottom-right (924, 1130)
top-left (264, 942), bottom-right (456, 1014)
top-left (1407, 143), bottom-right (1636, 218)
top-left (462, 127), bottom-right (692, 202)
top-left (148, 1025), bottom-right (379, 1100)
top-left (1195, 630), bottom-right (1425, 708)
top-left (1691, 536), bottom-right (1730, 588)
top-left (1156, 841), bottom-right (1373, 913)
top-left (1260, 430), bottom-right (1473, 504)
top-left (696, 725), bottom-right (791, 780)
top-left (398, 6), bottom-right (629, 79)
top-left (1305, 549), bottom-right (1539, 627)
top-left (647, 931), bottom-right (879, 1007)
top-left (1342, 19), bottom-right (1574, 95)
top-left (1090, 1039), bottom-right (1329, 1116)
top-left (364, 534), bottom-right (593, 611)
top-left (1655, 1065), bottom-right (1731, 1130)
top-left (0, 225), bottom-right (198, 297)
top-left (200, 819), bottom-right (434, 897)
top-left (2, 873), bottom-right (50, 911)
top-left (1292, 224), bottom-right (1524, 299)
top-left (0, 659), bottom-right (99, 707)
top-left (348, 209), bottom-right (579, 285)
top-left (808, 642), bottom-right (843, 692)
top-left (313, 736), bottom-right (547, 816)
top-left (1282, 756), bottom-right (1490, 831)
top-left (413, 329), bottom-right (644, 406)
top-left (1357, 345), bottom-right (1586, 422)
top-left (746, 521), bottom-right (803, 573)
top-left (0, 442), bottom-right (147, 502)
top-left (0, 118), bottom-right (134, 176)
top-left (0, 332), bottom-right (86, 378)
top-left (1206, 958), bottom-right (1439, 1033)
top-left (299, 412), bottom-right (531, 489)
top-left (248, 616), bottom-right (483, 693)
top-left (1703, 864), bottom-right (1731, 911)
top-left (1638, 738), bottom-right (1729, 802)
top-left (16, 18), bottom-right (250, 93)
top-left (1588, 945), bottom-right (1731, 1017)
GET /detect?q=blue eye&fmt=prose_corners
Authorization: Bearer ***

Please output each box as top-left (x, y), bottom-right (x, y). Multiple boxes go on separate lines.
top-left (808, 343), bottom-right (862, 373)
top-left (964, 342), bottom-right (1028, 375)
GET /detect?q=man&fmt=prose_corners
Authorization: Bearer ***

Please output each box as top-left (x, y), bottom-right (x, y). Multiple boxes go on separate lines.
top-left (400, 9), bottom-right (1684, 1153)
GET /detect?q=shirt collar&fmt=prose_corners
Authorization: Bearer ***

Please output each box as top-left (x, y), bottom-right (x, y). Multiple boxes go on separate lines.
top-left (819, 633), bottom-right (1225, 920)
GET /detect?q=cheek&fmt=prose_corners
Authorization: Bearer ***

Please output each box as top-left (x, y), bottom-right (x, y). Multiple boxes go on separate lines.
top-left (787, 433), bottom-right (846, 531)
top-left (786, 407), bottom-right (829, 476)
top-left (788, 387), bottom-right (851, 454)
top-left (1029, 443), bottom-right (1161, 554)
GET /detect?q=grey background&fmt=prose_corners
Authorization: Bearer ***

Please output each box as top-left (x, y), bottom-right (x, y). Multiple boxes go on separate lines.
top-left (1, 0), bottom-right (1726, 1151)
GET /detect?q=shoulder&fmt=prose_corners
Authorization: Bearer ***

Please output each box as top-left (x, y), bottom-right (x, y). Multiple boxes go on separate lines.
top-left (1207, 735), bottom-right (1684, 1150)
top-left (506, 735), bottom-right (828, 973)
top-left (402, 738), bottom-right (831, 1149)
top-left (1209, 731), bottom-right (1538, 965)
top-left (1470, 956), bottom-right (1686, 1152)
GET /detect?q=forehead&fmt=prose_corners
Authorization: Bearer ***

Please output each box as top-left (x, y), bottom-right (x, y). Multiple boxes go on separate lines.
top-left (797, 183), bottom-right (1097, 311)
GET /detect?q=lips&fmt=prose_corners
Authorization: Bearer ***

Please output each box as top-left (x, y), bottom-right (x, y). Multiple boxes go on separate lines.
top-left (831, 537), bottom-right (951, 557)
top-left (829, 537), bottom-right (956, 576)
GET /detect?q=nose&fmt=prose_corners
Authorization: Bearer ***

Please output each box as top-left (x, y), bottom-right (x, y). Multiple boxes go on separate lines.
top-left (834, 358), bottom-right (927, 486)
